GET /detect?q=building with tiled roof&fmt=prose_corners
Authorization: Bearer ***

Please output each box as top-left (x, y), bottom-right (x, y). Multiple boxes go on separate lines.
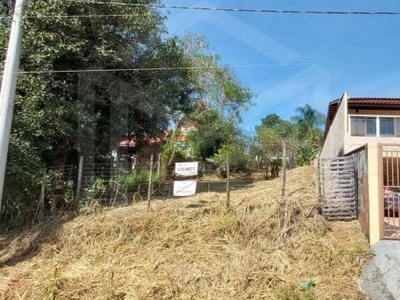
top-left (322, 93), bottom-right (400, 157)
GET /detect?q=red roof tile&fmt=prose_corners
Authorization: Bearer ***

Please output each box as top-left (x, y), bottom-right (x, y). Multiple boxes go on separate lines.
top-left (119, 140), bottom-right (136, 147)
top-left (348, 98), bottom-right (400, 105)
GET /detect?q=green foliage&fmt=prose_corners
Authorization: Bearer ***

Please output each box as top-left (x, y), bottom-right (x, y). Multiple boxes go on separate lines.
top-left (0, 0), bottom-right (199, 219)
top-left (295, 146), bottom-right (319, 166)
top-left (271, 158), bottom-right (282, 166)
top-left (160, 129), bottom-right (187, 166)
top-left (275, 284), bottom-right (316, 300)
top-left (291, 104), bottom-right (325, 164)
top-left (213, 143), bottom-right (248, 171)
top-left (291, 104), bottom-right (325, 143)
top-left (257, 114), bottom-right (296, 139)
top-left (178, 34), bottom-right (254, 160)
top-left (255, 105), bottom-right (325, 169)
top-left (255, 127), bottom-right (281, 162)
top-left (187, 108), bottom-right (239, 160)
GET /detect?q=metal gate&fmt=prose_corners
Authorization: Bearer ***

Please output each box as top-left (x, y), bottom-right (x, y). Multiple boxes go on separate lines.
top-left (319, 156), bottom-right (357, 220)
top-left (382, 145), bottom-right (400, 239)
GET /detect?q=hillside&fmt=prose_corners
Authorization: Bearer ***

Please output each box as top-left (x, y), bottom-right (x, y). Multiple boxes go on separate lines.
top-left (0, 167), bottom-right (370, 300)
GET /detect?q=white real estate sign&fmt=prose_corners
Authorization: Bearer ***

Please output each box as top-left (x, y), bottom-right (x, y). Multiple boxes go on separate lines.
top-left (175, 162), bottom-right (198, 177)
top-left (173, 181), bottom-right (197, 197)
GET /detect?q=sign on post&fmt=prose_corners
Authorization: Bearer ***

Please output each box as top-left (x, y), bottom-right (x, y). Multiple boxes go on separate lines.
top-left (175, 162), bottom-right (198, 177)
top-left (174, 162), bottom-right (199, 197)
top-left (173, 180), bottom-right (197, 197)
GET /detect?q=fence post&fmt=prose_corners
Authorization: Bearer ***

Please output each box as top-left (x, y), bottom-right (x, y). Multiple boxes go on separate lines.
top-left (75, 155), bottom-right (84, 211)
top-left (281, 141), bottom-right (287, 197)
top-left (38, 165), bottom-right (46, 220)
top-left (132, 155), bottom-right (137, 179)
top-left (226, 153), bottom-right (230, 209)
top-left (147, 154), bottom-right (154, 209)
top-left (157, 154), bottom-right (161, 179)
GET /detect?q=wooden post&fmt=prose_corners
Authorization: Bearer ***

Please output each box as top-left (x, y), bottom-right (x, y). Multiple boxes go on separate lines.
top-left (281, 141), bottom-right (287, 197)
top-left (75, 155), bottom-right (84, 211)
top-left (226, 153), bottom-right (230, 209)
top-left (157, 154), bottom-right (161, 179)
top-left (133, 155), bottom-right (137, 179)
top-left (38, 166), bottom-right (46, 220)
top-left (147, 155), bottom-right (154, 209)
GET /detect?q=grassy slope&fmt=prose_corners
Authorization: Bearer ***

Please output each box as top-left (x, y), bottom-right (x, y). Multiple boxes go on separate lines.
top-left (0, 167), bottom-right (370, 299)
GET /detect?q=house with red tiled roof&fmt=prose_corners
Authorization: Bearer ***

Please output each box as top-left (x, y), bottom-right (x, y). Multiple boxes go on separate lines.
top-left (320, 93), bottom-right (400, 158)
top-left (115, 115), bottom-right (197, 163)
top-left (115, 135), bottom-right (168, 163)
top-left (319, 92), bottom-right (400, 246)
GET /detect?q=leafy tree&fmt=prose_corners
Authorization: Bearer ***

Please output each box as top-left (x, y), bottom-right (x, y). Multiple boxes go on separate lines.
top-left (291, 104), bottom-right (325, 143)
top-left (259, 114), bottom-right (281, 128)
top-left (254, 127), bottom-right (281, 178)
top-left (213, 143), bottom-right (248, 172)
top-left (188, 106), bottom-right (238, 161)
top-left (177, 34), bottom-right (254, 160)
top-left (291, 104), bottom-right (325, 165)
top-left (255, 106), bottom-right (325, 170)
top-left (257, 114), bottom-right (295, 139)
top-left (0, 0), bottom-right (199, 220)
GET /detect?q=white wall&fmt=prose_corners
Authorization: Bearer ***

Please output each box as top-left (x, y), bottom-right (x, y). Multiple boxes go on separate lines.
top-left (320, 93), bottom-right (348, 158)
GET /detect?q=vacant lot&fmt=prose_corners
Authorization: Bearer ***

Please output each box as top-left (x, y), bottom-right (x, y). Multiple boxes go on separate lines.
top-left (0, 166), bottom-right (370, 299)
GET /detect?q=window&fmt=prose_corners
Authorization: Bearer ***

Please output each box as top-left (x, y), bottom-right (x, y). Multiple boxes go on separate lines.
top-left (380, 118), bottom-right (395, 136)
top-left (350, 117), bottom-right (376, 136)
top-left (350, 116), bottom-right (397, 137)
top-left (366, 118), bottom-right (376, 136)
top-left (351, 117), bottom-right (365, 136)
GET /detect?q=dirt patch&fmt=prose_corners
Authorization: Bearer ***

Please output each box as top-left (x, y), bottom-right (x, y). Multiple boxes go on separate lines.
top-left (0, 167), bottom-right (370, 299)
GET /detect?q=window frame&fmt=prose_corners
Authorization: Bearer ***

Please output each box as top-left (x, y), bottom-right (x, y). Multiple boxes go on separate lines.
top-left (348, 115), bottom-right (398, 137)
top-left (379, 117), bottom-right (396, 137)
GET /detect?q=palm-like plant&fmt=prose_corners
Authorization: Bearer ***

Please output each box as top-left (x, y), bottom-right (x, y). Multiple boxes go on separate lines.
top-left (291, 104), bottom-right (325, 142)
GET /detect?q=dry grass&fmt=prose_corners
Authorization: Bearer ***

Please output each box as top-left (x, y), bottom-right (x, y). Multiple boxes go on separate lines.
top-left (0, 166), bottom-right (370, 300)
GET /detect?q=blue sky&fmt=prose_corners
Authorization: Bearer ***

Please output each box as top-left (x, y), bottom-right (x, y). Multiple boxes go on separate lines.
top-left (163, 0), bottom-right (400, 132)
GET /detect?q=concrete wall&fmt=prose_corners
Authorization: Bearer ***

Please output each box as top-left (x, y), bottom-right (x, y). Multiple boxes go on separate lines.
top-left (367, 142), bottom-right (383, 246)
top-left (344, 136), bottom-right (400, 155)
top-left (320, 93), bottom-right (348, 158)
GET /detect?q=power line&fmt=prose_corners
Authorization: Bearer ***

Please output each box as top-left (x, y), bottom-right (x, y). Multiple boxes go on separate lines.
top-left (10, 65), bottom-right (296, 75)
top-left (0, 13), bottom-right (147, 20)
top-left (0, 1), bottom-right (397, 20)
top-left (65, 0), bottom-right (400, 16)
top-left (25, 14), bottom-right (146, 19)
top-left (7, 59), bottom-right (400, 75)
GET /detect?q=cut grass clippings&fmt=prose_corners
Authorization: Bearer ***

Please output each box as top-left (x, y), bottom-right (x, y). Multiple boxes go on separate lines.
top-left (0, 166), bottom-right (371, 299)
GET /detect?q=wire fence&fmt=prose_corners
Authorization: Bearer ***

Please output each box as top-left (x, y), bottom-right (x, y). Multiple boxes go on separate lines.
top-left (41, 155), bottom-right (274, 212)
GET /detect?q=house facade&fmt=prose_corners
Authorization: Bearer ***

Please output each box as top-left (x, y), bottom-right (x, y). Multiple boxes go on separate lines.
top-left (320, 93), bottom-right (400, 158)
top-left (320, 93), bottom-right (400, 246)
top-left (115, 137), bottom-right (166, 165)
top-left (114, 115), bottom-right (197, 164)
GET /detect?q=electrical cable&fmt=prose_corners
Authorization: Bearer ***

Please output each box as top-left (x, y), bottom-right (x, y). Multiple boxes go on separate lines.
top-left (64, 0), bottom-right (400, 16)
top-left (7, 59), bottom-right (400, 74)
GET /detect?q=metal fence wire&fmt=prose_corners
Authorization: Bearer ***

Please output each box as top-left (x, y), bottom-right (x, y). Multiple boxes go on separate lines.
top-left (42, 156), bottom-right (273, 210)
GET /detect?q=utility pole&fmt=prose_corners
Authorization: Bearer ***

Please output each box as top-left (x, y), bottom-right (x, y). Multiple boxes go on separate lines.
top-left (0, 0), bottom-right (25, 213)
